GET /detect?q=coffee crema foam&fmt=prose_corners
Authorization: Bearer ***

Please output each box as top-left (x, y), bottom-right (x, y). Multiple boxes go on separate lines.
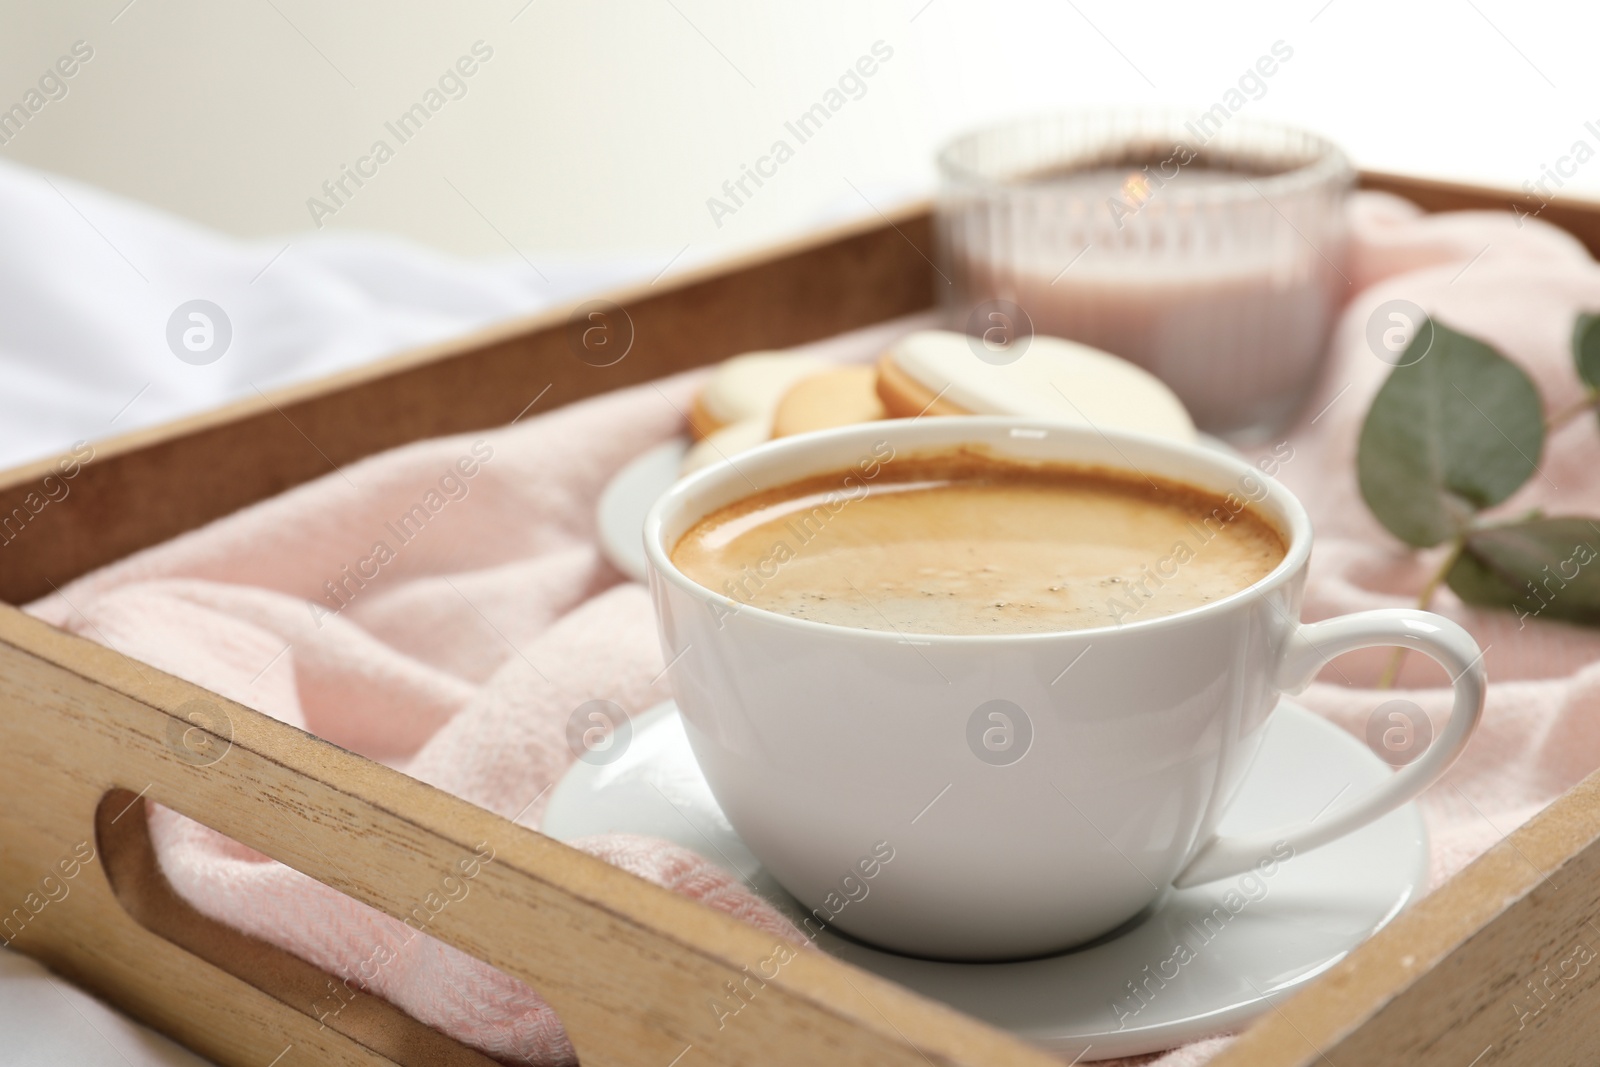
top-left (671, 449), bottom-right (1287, 635)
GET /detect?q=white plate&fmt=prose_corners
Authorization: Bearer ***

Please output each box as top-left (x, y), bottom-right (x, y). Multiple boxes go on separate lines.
top-left (542, 700), bottom-right (1427, 1061)
top-left (594, 432), bottom-right (1242, 584)
top-left (596, 438), bottom-right (688, 582)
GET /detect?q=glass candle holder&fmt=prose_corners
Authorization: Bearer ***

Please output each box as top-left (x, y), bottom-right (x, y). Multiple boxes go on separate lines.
top-left (936, 110), bottom-right (1354, 442)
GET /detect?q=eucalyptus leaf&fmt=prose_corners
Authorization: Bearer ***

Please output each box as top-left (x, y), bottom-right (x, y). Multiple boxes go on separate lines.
top-left (1573, 312), bottom-right (1600, 391)
top-left (1357, 319), bottom-right (1546, 547)
top-left (1446, 518), bottom-right (1600, 626)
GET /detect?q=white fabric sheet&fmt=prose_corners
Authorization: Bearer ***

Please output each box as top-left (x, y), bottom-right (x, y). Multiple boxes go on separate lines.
top-left (0, 158), bottom-right (652, 471)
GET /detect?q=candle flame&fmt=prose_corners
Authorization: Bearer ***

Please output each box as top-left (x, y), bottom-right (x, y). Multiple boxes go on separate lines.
top-left (1121, 171), bottom-right (1153, 207)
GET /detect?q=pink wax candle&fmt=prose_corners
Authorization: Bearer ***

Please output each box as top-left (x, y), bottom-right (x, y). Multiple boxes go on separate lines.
top-left (938, 113), bottom-right (1353, 441)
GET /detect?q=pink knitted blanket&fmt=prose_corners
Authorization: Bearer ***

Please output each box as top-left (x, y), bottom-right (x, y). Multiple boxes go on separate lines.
top-left (29, 192), bottom-right (1600, 1065)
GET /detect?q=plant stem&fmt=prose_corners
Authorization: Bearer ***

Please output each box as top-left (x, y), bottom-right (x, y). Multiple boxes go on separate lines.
top-left (1377, 535), bottom-right (1466, 689)
top-left (1547, 390), bottom-right (1600, 432)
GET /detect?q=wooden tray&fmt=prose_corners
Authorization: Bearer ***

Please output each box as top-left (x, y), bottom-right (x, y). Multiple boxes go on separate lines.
top-left (2, 172), bottom-right (1598, 1067)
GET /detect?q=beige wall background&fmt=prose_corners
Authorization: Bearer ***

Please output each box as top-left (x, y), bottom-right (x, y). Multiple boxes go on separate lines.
top-left (3, 0), bottom-right (1598, 269)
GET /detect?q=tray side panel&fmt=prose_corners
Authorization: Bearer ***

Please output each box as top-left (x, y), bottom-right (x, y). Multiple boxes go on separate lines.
top-left (91, 788), bottom-right (500, 1066)
top-left (0, 603), bottom-right (1057, 1067)
top-left (1209, 771), bottom-right (1600, 1066)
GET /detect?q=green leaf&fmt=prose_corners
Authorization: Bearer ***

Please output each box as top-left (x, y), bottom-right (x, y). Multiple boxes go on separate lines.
top-left (1447, 518), bottom-right (1600, 626)
top-left (1357, 319), bottom-right (1546, 547)
top-left (1573, 312), bottom-right (1600, 390)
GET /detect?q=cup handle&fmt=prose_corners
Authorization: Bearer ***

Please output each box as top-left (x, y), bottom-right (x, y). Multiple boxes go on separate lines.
top-left (1173, 608), bottom-right (1486, 888)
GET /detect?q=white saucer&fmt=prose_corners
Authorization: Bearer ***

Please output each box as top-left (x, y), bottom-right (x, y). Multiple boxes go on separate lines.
top-left (597, 438), bottom-right (688, 582)
top-left (542, 700), bottom-right (1427, 1061)
top-left (594, 432), bottom-right (1244, 584)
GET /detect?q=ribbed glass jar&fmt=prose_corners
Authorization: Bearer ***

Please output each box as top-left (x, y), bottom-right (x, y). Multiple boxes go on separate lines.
top-left (937, 110), bottom-right (1354, 442)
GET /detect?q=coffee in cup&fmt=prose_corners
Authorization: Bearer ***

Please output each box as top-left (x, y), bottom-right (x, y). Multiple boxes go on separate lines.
top-left (670, 449), bottom-right (1286, 635)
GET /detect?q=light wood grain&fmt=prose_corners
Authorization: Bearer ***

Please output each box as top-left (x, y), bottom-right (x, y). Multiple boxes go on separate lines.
top-left (93, 787), bottom-right (500, 1066)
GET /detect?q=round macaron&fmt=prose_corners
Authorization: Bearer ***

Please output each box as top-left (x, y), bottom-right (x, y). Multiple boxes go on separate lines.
top-left (875, 330), bottom-right (1196, 443)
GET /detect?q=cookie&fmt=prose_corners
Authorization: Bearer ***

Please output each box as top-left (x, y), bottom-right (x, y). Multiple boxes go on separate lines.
top-left (680, 418), bottom-right (771, 476)
top-left (689, 351), bottom-right (828, 439)
top-left (771, 365), bottom-right (886, 438)
top-left (875, 330), bottom-right (1196, 442)
top-left (874, 351), bottom-right (967, 419)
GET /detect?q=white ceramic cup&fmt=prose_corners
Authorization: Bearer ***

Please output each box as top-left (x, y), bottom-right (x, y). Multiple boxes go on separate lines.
top-left (643, 417), bottom-right (1485, 961)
